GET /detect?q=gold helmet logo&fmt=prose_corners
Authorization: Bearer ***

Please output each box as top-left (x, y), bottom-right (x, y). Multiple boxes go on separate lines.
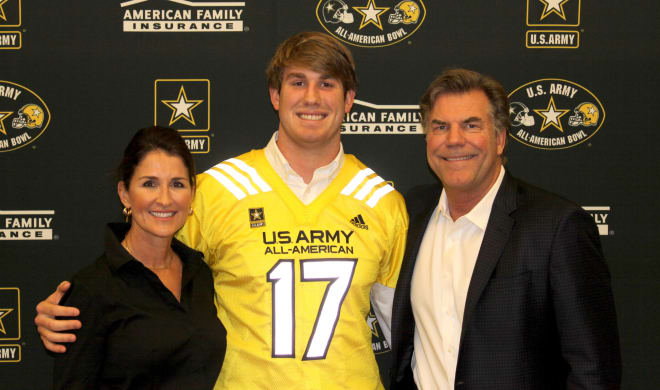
top-left (12, 104), bottom-right (45, 129)
top-left (388, 1), bottom-right (421, 24)
top-left (568, 102), bottom-right (599, 127)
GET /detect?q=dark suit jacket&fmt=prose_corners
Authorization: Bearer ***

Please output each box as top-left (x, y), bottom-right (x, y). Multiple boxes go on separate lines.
top-left (390, 172), bottom-right (621, 390)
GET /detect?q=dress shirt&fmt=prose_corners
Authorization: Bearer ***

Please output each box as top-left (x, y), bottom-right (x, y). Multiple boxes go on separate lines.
top-left (410, 166), bottom-right (505, 390)
top-left (264, 131), bottom-right (344, 205)
top-left (263, 131), bottom-right (394, 343)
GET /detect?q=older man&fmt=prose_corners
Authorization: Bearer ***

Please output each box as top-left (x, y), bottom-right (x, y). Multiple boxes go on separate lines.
top-left (390, 68), bottom-right (621, 390)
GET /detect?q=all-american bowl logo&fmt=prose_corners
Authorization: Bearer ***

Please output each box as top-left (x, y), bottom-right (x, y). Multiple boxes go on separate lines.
top-left (0, 81), bottom-right (50, 153)
top-left (508, 78), bottom-right (604, 150)
top-left (316, 0), bottom-right (426, 48)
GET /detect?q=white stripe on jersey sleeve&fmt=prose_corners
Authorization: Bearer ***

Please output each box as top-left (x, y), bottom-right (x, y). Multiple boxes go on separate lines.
top-left (366, 183), bottom-right (394, 208)
top-left (340, 168), bottom-right (374, 196)
top-left (216, 163), bottom-right (258, 195)
top-left (226, 158), bottom-right (272, 192)
top-left (354, 176), bottom-right (385, 201)
top-left (205, 168), bottom-right (247, 200)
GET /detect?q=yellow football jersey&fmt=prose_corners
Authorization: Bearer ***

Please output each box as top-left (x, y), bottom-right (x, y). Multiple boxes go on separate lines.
top-left (177, 149), bottom-right (408, 389)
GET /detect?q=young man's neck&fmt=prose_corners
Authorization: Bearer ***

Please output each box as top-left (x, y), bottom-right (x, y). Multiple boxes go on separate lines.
top-left (276, 135), bottom-right (341, 184)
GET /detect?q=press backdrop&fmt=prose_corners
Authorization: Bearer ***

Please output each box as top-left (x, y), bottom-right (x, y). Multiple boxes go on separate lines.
top-left (1, 1), bottom-right (658, 388)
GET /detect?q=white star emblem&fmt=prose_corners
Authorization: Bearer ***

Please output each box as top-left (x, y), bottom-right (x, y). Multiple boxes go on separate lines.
top-left (366, 311), bottom-right (379, 337)
top-left (352, 0), bottom-right (389, 30)
top-left (0, 111), bottom-right (12, 136)
top-left (534, 97), bottom-right (570, 133)
top-left (161, 86), bottom-right (203, 126)
top-left (539, 0), bottom-right (569, 21)
top-left (251, 209), bottom-right (262, 220)
top-left (0, 308), bottom-right (13, 335)
top-left (0, 0), bottom-right (8, 22)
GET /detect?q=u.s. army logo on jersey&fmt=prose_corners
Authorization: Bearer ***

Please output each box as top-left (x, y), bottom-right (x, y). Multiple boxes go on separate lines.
top-left (249, 207), bottom-right (265, 228)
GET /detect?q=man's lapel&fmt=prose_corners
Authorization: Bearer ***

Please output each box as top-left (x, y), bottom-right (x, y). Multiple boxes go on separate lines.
top-left (460, 172), bottom-right (518, 343)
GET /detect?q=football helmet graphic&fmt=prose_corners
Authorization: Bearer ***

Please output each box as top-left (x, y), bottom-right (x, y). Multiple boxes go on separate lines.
top-left (12, 104), bottom-right (45, 129)
top-left (322, 0), bottom-right (354, 24)
top-left (568, 102), bottom-right (599, 126)
top-left (509, 101), bottom-right (535, 127)
top-left (388, 1), bottom-right (421, 25)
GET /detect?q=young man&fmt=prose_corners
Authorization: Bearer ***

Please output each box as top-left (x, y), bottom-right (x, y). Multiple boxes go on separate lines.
top-left (390, 69), bottom-right (621, 389)
top-left (36, 32), bottom-right (408, 389)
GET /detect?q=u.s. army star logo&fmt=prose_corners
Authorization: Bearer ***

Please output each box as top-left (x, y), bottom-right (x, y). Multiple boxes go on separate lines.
top-left (161, 86), bottom-right (203, 126)
top-left (0, 308), bottom-right (13, 335)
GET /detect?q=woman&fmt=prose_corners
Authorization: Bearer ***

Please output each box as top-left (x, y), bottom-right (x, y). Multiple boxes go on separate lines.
top-left (54, 126), bottom-right (226, 389)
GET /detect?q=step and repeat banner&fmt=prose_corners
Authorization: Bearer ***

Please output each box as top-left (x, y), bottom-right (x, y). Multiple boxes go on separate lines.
top-left (1, 1), bottom-right (658, 388)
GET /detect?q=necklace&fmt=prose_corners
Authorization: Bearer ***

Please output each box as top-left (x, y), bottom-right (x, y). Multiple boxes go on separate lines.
top-left (122, 236), bottom-right (175, 270)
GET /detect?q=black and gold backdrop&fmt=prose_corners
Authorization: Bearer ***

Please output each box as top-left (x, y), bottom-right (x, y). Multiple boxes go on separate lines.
top-left (1, 1), bottom-right (658, 388)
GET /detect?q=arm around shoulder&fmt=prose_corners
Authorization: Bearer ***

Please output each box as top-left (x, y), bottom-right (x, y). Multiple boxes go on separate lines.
top-left (52, 280), bottom-right (107, 390)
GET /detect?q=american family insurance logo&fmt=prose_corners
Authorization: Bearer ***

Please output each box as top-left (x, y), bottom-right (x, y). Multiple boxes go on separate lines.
top-left (0, 210), bottom-right (54, 240)
top-left (121, 0), bottom-right (245, 32)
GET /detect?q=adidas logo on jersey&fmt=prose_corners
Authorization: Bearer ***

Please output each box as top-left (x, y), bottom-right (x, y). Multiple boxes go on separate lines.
top-left (350, 214), bottom-right (368, 230)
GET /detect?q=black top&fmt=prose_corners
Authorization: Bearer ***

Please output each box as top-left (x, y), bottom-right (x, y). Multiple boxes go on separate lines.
top-left (53, 223), bottom-right (226, 390)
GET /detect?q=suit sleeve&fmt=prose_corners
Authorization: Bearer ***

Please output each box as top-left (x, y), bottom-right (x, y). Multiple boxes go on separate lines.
top-left (549, 208), bottom-right (621, 389)
top-left (53, 281), bottom-right (106, 390)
